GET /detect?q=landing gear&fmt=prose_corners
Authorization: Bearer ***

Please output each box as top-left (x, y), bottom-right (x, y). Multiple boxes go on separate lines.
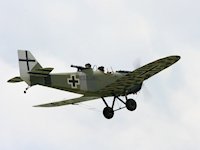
top-left (103, 107), bottom-right (114, 119)
top-left (101, 96), bottom-right (137, 119)
top-left (102, 97), bottom-right (115, 119)
top-left (126, 99), bottom-right (137, 111)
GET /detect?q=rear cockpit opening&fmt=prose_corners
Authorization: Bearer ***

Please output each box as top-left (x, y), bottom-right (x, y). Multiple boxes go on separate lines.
top-left (98, 66), bottom-right (105, 72)
top-left (71, 63), bottom-right (115, 74)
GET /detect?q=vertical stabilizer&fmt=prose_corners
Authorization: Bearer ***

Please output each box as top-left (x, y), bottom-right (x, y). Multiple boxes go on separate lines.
top-left (18, 50), bottom-right (42, 85)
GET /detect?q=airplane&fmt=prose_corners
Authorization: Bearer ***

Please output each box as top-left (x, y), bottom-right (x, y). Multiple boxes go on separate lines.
top-left (8, 50), bottom-right (180, 119)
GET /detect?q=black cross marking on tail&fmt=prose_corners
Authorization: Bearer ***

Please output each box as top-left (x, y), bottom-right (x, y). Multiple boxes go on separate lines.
top-left (19, 51), bottom-right (35, 71)
top-left (67, 75), bottom-right (80, 88)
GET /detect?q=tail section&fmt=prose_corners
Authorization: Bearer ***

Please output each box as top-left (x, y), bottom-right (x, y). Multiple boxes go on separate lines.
top-left (18, 50), bottom-right (42, 85)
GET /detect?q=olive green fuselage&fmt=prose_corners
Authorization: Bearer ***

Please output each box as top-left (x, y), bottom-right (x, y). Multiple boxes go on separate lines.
top-left (30, 70), bottom-right (125, 97)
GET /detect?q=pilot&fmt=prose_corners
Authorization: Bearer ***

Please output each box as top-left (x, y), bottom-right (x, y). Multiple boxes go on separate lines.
top-left (85, 63), bottom-right (92, 69)
top-left (98, 66), bottom-right (105, 73)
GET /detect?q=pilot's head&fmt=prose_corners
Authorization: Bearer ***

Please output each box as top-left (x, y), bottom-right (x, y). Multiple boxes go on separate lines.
top-left (98, 66), bottom-right (104, 72)
top-left (85, 63), bottom-right (91, 68)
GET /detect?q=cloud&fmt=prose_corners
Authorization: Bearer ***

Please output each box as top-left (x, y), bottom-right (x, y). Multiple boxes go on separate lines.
top-left (1, 47), bottom-right (200, 150)
top-left (1, 0), bottom-right (200, 150)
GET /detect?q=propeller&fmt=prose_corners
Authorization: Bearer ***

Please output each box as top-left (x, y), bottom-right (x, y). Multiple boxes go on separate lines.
top-left (132, 57), bottom-right (141, 70)
top-left (132, 58), bottom-right (152, 98)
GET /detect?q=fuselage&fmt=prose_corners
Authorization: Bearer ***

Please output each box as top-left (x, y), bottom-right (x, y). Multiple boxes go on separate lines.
top-left (30, 69), bottom-right (128, 96)
top-left (8, 50), bottom-right (180, 119)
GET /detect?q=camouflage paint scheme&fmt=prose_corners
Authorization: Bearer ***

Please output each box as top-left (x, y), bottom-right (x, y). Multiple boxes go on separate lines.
top-left (8, 50), bottom-right (180, 107)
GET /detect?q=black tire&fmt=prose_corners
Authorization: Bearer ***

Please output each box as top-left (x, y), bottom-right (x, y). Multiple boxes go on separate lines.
top-left (103, 107), bottom-right (114, 119)
top-left (126, 99), bottom-right (137, 111)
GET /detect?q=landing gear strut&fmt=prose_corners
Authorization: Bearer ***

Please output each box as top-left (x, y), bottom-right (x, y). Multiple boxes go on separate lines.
top-left (101, 96), bottom-right (137, 119)
top-left (102, 97), bottom-right (115, 119)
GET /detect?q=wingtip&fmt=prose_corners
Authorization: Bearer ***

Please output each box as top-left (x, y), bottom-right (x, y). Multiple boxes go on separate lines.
top-left (175, 55), bottom-right (181, 63)
top-left (176, 55), bottom-right (181, 60)
top-left (33, 103), bottom-right (55, 107)
top-left (169, 55), bottom-right (181, 62)
top-left (33, 104), bottom-right (47, 107)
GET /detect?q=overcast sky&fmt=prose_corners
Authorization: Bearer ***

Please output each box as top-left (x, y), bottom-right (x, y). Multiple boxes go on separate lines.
top-left (1, 0), bottom-right (200, 150)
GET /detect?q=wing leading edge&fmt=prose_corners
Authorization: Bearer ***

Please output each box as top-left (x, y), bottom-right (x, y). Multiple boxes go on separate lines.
top-left (34, 96), bottom-right (99, 107)
top-left (98, 55), bottom-right (181, 96)
top-left (34, 55), bottom-right (180, 107)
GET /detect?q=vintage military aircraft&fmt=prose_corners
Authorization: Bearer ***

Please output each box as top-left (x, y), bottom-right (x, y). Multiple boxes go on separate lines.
top-left (8, 50), bottom-right (180, 119)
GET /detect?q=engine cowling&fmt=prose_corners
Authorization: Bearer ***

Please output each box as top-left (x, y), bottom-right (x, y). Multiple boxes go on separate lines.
top-left (126, 83), bottom-right (143, 95)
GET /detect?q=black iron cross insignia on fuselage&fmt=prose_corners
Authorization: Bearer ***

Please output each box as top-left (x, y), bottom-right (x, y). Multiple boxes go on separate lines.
top-left (67, 75), bottom-right (80, 89)
top-left (19, 51), bottom-right (35, 71)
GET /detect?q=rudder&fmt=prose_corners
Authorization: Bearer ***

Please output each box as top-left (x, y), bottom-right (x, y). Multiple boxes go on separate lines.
top-left (18, 50), bottom-right (42, 85)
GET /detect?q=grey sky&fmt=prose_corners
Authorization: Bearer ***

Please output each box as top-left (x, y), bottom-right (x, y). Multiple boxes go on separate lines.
top-left (1, 0), bottom-right (200, 150)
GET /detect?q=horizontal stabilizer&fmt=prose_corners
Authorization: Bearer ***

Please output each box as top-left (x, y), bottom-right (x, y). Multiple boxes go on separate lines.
top-left (28, 67), bottom-right (54, 76)
top-left (34, 96), bottom-right (99, 107)
top-left (7, 76), bottom-right (23, 83)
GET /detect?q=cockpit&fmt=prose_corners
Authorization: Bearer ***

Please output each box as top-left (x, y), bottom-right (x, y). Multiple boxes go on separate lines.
top-left (70, 63), bottom-right (131, 75)
top-left (71, 63), bottom-right (112, 74)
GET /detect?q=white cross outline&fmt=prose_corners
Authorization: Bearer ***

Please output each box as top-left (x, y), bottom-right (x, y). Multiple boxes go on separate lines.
top-left (19, 51), bottom-right (36, 71)
top-left (67, 74), bottom-right (80, 89)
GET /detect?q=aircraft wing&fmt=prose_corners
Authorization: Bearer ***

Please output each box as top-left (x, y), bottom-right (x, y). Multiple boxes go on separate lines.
top-left (34, 96), bottom-right (99, 107)
top-left (7, 76), bottom-right (23, 83)
top-left (99, 55), bottom-right (180, 96)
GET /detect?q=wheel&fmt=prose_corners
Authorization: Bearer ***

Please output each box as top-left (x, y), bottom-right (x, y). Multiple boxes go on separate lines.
top-left (103, 107), bottom-right (114, 119)
top-left (126, 99), bottom-right (137, 111)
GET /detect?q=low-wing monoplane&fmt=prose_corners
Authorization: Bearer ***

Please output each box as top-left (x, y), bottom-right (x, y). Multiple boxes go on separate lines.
top-left (8, 50), bottom-right (180, 119)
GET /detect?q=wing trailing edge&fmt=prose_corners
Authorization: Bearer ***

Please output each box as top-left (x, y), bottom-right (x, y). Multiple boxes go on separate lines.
top-left (34, 96), bottom-right (99, 107)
